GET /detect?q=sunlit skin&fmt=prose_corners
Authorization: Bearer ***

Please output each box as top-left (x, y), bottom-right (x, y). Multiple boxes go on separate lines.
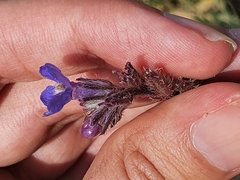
top-left (0, 0), bottom-right (240, 179)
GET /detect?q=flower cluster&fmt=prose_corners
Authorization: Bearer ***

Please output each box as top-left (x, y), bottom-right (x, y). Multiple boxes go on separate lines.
top-left (39, 62), bottom-right (200, 138)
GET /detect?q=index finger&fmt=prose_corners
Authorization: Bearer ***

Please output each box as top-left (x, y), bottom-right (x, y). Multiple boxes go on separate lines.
top-left (0, 0), bottom-right (236, 83)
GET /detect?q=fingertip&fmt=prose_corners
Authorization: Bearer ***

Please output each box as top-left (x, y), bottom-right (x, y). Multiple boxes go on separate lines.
top-left (0, 0), bottom-right (235, 81)
top-left (76, 0), bottom-right (235, 79)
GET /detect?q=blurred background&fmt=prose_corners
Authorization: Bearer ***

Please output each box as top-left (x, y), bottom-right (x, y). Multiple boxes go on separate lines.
top-left (138, 0), bottom-right (240, 179)
top-left (139, 0), bottom-right (240, 27)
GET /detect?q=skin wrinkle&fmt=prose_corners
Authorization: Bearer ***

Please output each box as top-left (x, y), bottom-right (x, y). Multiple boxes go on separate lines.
top-left (75, 2), bottom-right (107, 53)
top-left (126, 150), bottom-right (165, 179)
top-left (126, 121), bottom-right (194, 180)
top-left (8, 40), bottom-right (30, 80)
top-left (146, 120), bottom-right (197, 179)
top-left (0, 82), bottom-right (52, 166)
top-left (0, 77), bottom-right (12, 91)
top-left (136, 162), bottom-right (159, 180)
top-left (140, 135), bottom-right (171, 179)
top-left (7, 120), bottom-right (90, 180)
top-left (0, 24), bottom-right (10, 69)
top-left (0, 1), bottom-right (89, 81)
top-left (77, 1), bottom-right (139, 67)
top-left (0, 2), bottom-right (234, 79)
top-left (0, 5), bottom-right (42, 81)
top-left (122, 132), bottom-right (165, 179)
top-left (68, 21), bottom-right (87, 56)
top-left (83, 132), bottom-right (130, 179)
top-left (0, 0), bottom-right (239, 179)
top-left (45, 114), bottom-right (84, 140)
top-left (153, 138), bottom-right (195, 179)
top-left (2, 108), bottom-right (31, 141)
top-left (137, 92), bottom-right (228, 179)
top-left (163, 148), bottom-right (189, 180)
top-left (35, 124), bottom-right (76, 161)
top-left (110, 151), bottom-right (130, 180)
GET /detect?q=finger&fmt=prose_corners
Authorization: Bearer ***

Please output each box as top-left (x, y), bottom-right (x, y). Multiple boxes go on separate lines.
top-left (208, 27), bottom-right (240, 82)
top-left (83, 83), bottom-right (240, 180)
top-left (6, 118), bottom-right (91, 180)
top-left (4, 102), bottom-right (154, 179)
top-left (0, 0), bottom-right (236, 83)
top-left (0, 77), bottom-right (85, 166)
top-left (0, 0), bottom-right (237, 171)
top-left (0, 63), bottom-right (153, 167)
top-left (59, 104), bottom-right (156, 179)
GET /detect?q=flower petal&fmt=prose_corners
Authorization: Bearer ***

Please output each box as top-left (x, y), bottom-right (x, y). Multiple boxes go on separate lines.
top-left (40, 63), bottom-right (70, 86)
top-left (40, 84), bottom-right (72, 116)
top-left (43, 90), bottom-right (72, 116)
top-left (40, 86), bottom-right (55, 106)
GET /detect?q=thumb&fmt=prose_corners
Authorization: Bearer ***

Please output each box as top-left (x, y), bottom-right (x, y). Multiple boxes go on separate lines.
top-left (83, 82), bottom-right (240, 180)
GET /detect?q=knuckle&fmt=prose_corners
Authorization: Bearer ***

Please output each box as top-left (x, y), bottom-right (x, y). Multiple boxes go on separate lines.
top-left (120, 130), bottom-right (200, 180)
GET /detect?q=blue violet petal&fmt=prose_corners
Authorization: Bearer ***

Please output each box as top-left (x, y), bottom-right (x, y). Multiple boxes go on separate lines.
top-left (43, 89), bottom-right (72, 116)
top-left (39, 63), bottom-right (73, 116)
top-left (40, 86), bottom-right (56, 106)
top-left (40, 63), bottom-right (71, 86)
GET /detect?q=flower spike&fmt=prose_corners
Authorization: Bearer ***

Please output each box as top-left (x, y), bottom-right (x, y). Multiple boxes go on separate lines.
top-left (40, 62), bottom-right (201, 138)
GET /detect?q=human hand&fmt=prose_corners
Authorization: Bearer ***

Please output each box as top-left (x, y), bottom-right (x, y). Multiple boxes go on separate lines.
top-left (0, 0), bottom-right (240, 179)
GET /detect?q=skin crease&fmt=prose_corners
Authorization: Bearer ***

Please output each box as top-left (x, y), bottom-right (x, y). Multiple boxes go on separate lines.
top-left (0, 0), bottom-right (240, 179)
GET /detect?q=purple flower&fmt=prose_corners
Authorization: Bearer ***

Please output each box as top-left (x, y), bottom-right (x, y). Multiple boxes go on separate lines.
top-left (72, 78), bottom-right (133, 138)
top-left (40, 62), bottom-right (201, 139)
top-left (40, 63), bottom-right (73, 116)
top-left (39, 63), bottom-right (134, 138)
top-left (72, 78), bottom-right (116, 110)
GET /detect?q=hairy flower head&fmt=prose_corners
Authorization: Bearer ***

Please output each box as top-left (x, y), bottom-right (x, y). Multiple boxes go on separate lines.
top-left (40, 62), bottom-right (200, 138)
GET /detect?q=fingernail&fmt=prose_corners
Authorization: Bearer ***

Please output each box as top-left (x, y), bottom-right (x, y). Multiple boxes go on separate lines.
top-left (228, 28), bottom-right (240, 43)
top-left (212, 27), bottom-right (240, 43)
top-left (163, 12), bottom-right (237, 51)
top-left (191, 101), bottom-right (240, 171)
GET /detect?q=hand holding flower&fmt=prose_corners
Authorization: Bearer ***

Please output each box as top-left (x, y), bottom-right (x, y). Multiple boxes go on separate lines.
top-left (0, 0), bottom-right (240, 179)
